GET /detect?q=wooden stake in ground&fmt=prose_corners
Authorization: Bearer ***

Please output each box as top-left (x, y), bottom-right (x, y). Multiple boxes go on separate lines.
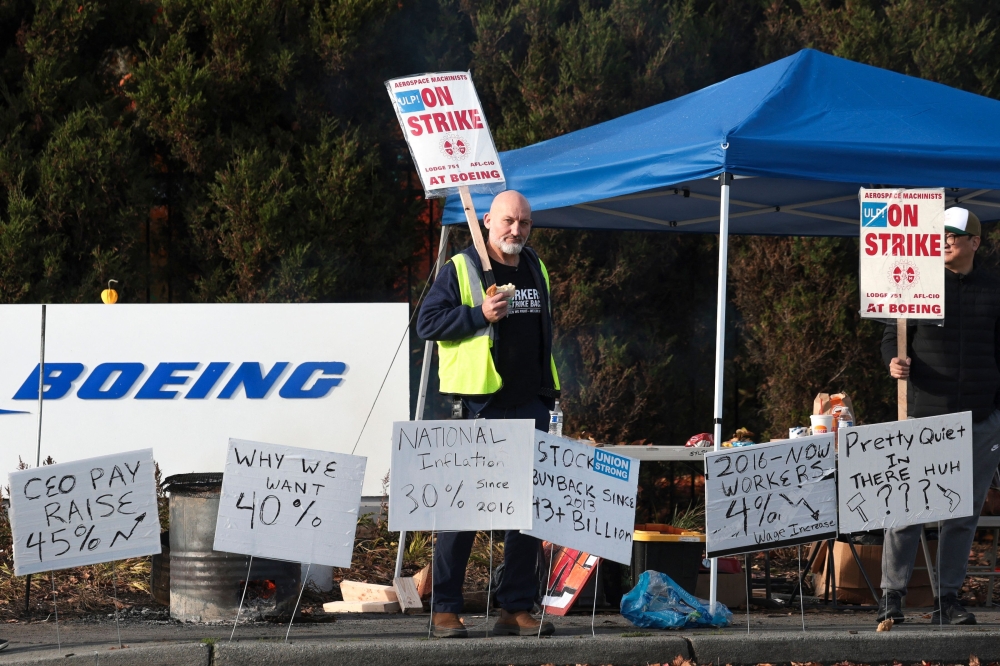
top-left (458, 186), bottom-right (496, 293)
top-left (897, 322), bottom-right (907, 420)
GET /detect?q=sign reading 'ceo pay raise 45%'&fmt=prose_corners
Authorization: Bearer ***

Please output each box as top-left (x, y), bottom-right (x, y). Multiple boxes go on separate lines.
top-left (9, 449), bottom-right (161, 576)
top-left (837, 413), bottom-right (973, 533)
top-left (389, 420), bottom-right (533, 532)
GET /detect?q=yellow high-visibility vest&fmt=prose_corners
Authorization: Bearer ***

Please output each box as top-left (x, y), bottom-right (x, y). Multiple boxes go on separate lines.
top-left (438, 253), bottom-right (561, 395)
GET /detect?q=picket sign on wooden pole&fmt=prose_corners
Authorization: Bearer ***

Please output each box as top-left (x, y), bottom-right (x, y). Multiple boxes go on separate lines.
top-left (458, 185), bottom-right (496, 291)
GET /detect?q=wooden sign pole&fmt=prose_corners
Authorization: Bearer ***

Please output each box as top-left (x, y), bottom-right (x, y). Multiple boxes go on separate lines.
top-left (897, 321), bottom-right (907, 420)
top-left (458, 186), bottom-right (496, 292)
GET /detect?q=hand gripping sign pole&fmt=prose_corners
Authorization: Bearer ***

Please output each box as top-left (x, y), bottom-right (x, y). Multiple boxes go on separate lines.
top-left (859, 188), bottom-right (946, 419)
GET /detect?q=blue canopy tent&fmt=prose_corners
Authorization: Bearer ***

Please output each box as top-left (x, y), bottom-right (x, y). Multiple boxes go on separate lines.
top-left (412, 49), bottom-right (1000, 608)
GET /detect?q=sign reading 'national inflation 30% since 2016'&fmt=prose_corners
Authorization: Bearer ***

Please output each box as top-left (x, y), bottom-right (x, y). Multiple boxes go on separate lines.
top-left (389, 420), bottom-right (534, 532)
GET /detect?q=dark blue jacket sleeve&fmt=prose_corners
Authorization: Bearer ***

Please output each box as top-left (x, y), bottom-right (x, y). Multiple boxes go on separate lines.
top-left (416, 260), bottom-right (489, 342)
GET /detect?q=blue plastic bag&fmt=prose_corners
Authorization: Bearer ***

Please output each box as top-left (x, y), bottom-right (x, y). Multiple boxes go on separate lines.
top-left (620, 570), bottom-right (732, 629)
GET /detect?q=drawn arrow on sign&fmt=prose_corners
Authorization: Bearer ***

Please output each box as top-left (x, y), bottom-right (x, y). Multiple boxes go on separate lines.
top-left (779, 493), bottom-right (820, 521)
top-left (110, 512), bottom-right (147, 548)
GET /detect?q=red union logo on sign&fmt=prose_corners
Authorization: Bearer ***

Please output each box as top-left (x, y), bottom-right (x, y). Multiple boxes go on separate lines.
top-left (887, 260), bottom-right (920, 290)
top-left (439, 134), bottom-right (468, 161)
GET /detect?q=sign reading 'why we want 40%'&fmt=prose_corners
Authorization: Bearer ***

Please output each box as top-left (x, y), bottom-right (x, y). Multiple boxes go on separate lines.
top-left (389, 420), bottom-right (533, 532)
top-left (837, 413), bottom-right (973, 533)
top-left (9, 449), bottom-right (161, 576)
top-left (705, 435), bottom-right (838, 558)
top-left (214, 439), bottom-right (366, 568)
top-left (522, 433), bottom-right (639, 565)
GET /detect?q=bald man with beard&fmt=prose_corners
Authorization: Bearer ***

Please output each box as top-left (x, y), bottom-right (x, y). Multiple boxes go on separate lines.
top-left (417, 190), bottom-right (560, 637)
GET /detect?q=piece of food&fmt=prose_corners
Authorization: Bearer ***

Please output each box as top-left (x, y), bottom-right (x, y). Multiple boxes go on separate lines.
top-left (487, 283), bottom-right (515, 298)
top-left (876, 618), bottom-right (894, 632)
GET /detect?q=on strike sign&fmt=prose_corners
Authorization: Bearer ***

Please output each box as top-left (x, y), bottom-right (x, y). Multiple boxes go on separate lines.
top-left (9, 449), bottom-right (161, 576)
top-left (214, 439), bottom-right (366, 568)
top-left (859, 188), bottom-right (945, 319)
top-left (386, 72), bottom-right (505, 197)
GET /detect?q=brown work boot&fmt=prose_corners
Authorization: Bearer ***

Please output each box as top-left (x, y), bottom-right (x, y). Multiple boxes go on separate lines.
top-left (431, 612), bottom-right (468, 638)
top-left (493, 609), bottom-right (555, 636)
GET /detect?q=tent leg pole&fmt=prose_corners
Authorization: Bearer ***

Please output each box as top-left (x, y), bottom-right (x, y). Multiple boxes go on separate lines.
top-left (709, 172), bottom-right (732, 615)
top-left (395, 223), bottom-right (451, 581)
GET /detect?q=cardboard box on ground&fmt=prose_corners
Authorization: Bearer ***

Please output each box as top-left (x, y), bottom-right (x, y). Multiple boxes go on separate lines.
top-left (695, 573), bottom-right (747, 609)
top-left (810, 539), bottom-right (938, 607)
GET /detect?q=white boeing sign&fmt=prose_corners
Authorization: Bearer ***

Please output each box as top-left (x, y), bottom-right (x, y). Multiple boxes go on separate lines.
top-left (0, 304), bottom-right (408, 496)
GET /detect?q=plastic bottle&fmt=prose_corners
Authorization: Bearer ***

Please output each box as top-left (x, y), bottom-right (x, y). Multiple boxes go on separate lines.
top-left (549, 400), bottom-right (563, 437)
top-left (836, 406), bottom-right (855, 430)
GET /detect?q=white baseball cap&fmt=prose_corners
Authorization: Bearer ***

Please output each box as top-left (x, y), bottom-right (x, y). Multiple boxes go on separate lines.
top-left (944, 207), bottom-right (982, 236)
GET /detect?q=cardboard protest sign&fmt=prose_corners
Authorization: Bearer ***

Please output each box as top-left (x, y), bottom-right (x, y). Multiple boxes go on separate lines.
top-left (859, 188), bottom-right (945, 320)
top-left (705, 435), bottom-right (837, 558)
top-left (214, 439), bottom-right (366, 568)
top-left (385, 72), bottom-right (505, 197)
top-left (9, 449), bottom-right (161, 576)
top-left (837, 413), bottom-right (973, 533)
top-left (522, 433), bottom-right (638, 564)
top-left (389, 420), bottom-right (533, 532)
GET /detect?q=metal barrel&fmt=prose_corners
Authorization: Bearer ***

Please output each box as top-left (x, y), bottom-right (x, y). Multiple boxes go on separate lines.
top-left (165, 474), bottom-right (300, 622)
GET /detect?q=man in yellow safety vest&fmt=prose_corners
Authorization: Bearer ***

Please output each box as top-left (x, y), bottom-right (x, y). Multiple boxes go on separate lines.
top-left (416, 190), bottom-right (560, 638)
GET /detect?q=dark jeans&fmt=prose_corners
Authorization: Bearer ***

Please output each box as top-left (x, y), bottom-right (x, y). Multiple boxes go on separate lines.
top-left (432, 396), bottom-right (549, 613)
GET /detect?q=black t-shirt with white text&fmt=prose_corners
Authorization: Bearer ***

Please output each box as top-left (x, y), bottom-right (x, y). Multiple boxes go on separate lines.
top-left (490, 260), bottom-right (543, 408)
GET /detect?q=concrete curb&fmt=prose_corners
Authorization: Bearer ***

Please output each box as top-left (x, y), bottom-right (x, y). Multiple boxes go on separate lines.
top-left (212, 635), bottom-right (691, 666)
top-left (0, 643), bottom-right (209, 666)
top-left (688, 630), bottom-right (1000, 664)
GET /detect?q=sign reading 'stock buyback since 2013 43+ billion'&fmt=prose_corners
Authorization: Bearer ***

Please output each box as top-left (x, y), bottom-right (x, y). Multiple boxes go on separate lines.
top-left (385, 72), bottom-right (505, 197)
top-left (859, 188), bottom-right (945, 320)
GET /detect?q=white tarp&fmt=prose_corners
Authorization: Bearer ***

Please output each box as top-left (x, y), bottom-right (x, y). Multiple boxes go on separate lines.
top-left (386, 72), bottom-right (505, 198)
top-left (214, 439), bottom-right (366, 567)
top-left (522, 433), bottom-right (639, 565)
top-left (859, 188), bottom-right (945, 319)
top-left (837, 413), bottom-right (973, 533)
top-left (388, 420), bottom-right (533, 532)
top-left (9, 449), bottom-right (161, 575)
top-left (0, 304), bottom-right (407, 497)
top-left (705, 435), bottom-right (837, 558)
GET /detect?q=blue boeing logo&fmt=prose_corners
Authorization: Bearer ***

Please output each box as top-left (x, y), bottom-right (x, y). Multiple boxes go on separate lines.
top-left (1, 362), bottom-right (346, 409)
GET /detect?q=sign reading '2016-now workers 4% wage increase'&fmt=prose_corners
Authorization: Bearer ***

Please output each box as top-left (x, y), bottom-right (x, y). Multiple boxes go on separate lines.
top-left (522, 433), bottom-right (639, 565)
top-left (837, 413), bottom-right (973, 533)
top-left (214, 439), bottom-right (366, 569)
top-left (388, 420), bottom-right (534, 532)
top-left (9, 449), bottom-right (161, 576)
top-left (704, 435), bottom-right (837, 559)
